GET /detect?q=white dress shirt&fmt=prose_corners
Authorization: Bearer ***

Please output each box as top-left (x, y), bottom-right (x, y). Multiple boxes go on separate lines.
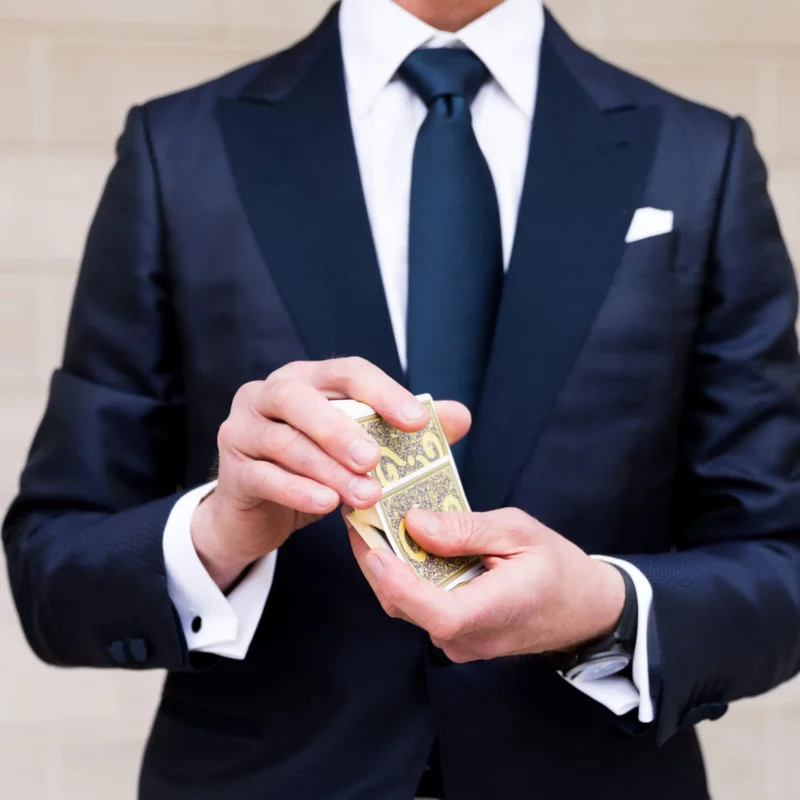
top-left (163, 0), bottom-right (654, 724)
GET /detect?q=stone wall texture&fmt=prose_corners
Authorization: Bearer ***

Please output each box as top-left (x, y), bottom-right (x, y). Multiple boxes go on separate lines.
top-left (0, 1), bottom-right (798, 797)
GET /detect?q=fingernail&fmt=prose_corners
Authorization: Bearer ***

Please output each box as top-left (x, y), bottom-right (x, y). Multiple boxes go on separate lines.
top-left (402, 401), bottom-right (426, 422)
top-left (366, 553), bottom-right (384, 578)
top-left (349, 477), bottom-right (376, 502)
top-left (350, 439), bottom-right (379, 467)
top-left (313, 488), bottom-right (337, 510)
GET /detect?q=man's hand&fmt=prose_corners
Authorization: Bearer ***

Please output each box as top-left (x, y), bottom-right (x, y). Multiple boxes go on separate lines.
top-left (191, 357), bottom-right (471, 591)
top-left (347, 508), bottom-right (626, 662)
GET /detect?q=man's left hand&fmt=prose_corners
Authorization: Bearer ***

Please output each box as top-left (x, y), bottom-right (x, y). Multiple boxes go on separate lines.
top-left (346, 507), bottom-right (626, 663)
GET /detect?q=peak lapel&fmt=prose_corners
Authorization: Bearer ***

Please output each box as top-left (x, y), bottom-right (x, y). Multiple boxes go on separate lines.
top-left (215, 5), bottom-right (405, 385)
top-left (463, 27), bottom-right (662, 512)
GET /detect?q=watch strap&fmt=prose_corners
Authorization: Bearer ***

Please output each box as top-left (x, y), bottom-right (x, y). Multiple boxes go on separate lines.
top-left (548, 563), bottom-right (638, 674)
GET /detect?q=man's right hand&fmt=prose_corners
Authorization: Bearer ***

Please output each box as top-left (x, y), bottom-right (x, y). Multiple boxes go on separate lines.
top-left (190, 358), bottom-right (471, 591)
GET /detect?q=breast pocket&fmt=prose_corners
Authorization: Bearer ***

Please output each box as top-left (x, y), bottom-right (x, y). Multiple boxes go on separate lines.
top-left (618, 229), bottom-right (680, 285)
top-left (591, 227), bottom-right (704, 366)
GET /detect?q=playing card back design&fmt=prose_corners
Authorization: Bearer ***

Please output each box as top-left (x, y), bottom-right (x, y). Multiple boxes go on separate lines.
top-left (336, 395), bottom-right (485, 589)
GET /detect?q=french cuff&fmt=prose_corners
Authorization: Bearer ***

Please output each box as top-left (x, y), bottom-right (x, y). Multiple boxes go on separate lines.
top-left (560, 556), bottom-right (655, 724)
top-left (163, 481), bottom-right (277, 660)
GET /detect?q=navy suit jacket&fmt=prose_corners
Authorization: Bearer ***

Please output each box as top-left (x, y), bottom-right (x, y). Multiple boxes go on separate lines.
top-left (5, 7), bottom-right (800, 799)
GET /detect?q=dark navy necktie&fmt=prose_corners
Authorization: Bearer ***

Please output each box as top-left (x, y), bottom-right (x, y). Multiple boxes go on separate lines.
top-left (399, 49), bottom-right (504, 457)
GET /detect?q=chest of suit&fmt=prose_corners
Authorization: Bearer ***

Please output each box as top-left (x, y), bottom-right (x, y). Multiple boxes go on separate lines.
top-left (158, 41), bottom-right (715, 560)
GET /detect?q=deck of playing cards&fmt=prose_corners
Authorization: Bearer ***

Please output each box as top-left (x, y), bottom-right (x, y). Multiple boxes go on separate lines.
top-left (333, 394), bottom-right (485, 590)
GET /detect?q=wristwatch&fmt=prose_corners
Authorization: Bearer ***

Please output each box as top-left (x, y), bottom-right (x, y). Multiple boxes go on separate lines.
top-left (550, 564), bottom-right (638, 682)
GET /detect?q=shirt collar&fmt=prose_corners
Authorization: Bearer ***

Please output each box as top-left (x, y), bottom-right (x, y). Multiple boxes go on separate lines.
top-left (339, 0), bottom-right (545, 119)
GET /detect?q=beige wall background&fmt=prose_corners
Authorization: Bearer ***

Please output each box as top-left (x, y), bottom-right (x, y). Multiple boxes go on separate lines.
top-left (0, 1), bottom-right (798, 798)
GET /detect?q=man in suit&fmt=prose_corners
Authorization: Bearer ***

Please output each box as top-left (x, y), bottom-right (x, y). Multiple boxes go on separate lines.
top-left (4, 0), bottom-right (800, 797)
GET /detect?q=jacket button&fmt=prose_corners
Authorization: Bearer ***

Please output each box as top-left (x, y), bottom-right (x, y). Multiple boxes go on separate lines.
top-left (128, 638), bottom-right (149, 664)
top-left (107, 641), bottom-right (126, 665)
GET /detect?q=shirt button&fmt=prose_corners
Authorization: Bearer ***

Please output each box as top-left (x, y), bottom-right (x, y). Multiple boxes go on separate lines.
top-left (191, 616), bottom-right (202, 634)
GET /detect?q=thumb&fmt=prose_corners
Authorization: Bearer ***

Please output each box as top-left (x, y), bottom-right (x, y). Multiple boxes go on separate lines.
top-left (404, 508), bottom-right (531, 558)
top-left (434, 401), bottom-right (471, 446)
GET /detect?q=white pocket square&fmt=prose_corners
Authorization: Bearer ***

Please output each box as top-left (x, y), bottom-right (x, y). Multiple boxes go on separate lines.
top-left (625, 207), bottom-right (674, 244)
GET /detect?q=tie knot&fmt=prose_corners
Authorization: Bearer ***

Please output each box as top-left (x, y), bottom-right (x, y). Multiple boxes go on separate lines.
top-left (398, 48), bottom-right (490, 108)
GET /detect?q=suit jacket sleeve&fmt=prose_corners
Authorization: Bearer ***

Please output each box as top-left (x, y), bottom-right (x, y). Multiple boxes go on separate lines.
top-left (2, 107), bottom-right (196, 671)
top-left (624, 117), bottom-right (800, 744)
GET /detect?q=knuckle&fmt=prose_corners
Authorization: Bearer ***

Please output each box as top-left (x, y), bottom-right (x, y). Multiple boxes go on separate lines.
top-left (265, 361), bottom-right (304, 384)
top-left (266, 378), bottom-right (299, 415)
top-left (338, 356), bottom-right (371, 391)
top-left (471, 639), bottom-right (496, 661)
top-left (505, 507), bottom-right (530, 527)
top-left (217, 419), bottom-right (236, 454)
top-left (290, 440), bottom-right (327, 479)
top-left (250, 465), bottom-right (273, 500)
top-left (234, 461), bottom-right (262, 498)
top-left (345, 355), bottom-right (370, 372)
top-left (500, 508), bottom-right (532, 542)
top-left (443, 646), bottom-right (471, 664)
top-left (237, 380), bottom-right (260, 398)
top-left (278, 479), bottom-right (305, 510)
top-left (269, 425), bottom-right (303, 463)
top-left (452, 513), bottom-right (477, 545)
top-left (230, 381), bottom-right (261, 415)
top-left (326, 357), bottom-right (354, 384)
top-left (379, 588), bottom-right (405, 620)
top-left (431, 613), bottom-right (461, 644)
top-left (314, 422), bottom-right (340, 452)
top-left (380, 597), bottom-right (399, 618)
top-left (316, 457), bottom-right (344, 488)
